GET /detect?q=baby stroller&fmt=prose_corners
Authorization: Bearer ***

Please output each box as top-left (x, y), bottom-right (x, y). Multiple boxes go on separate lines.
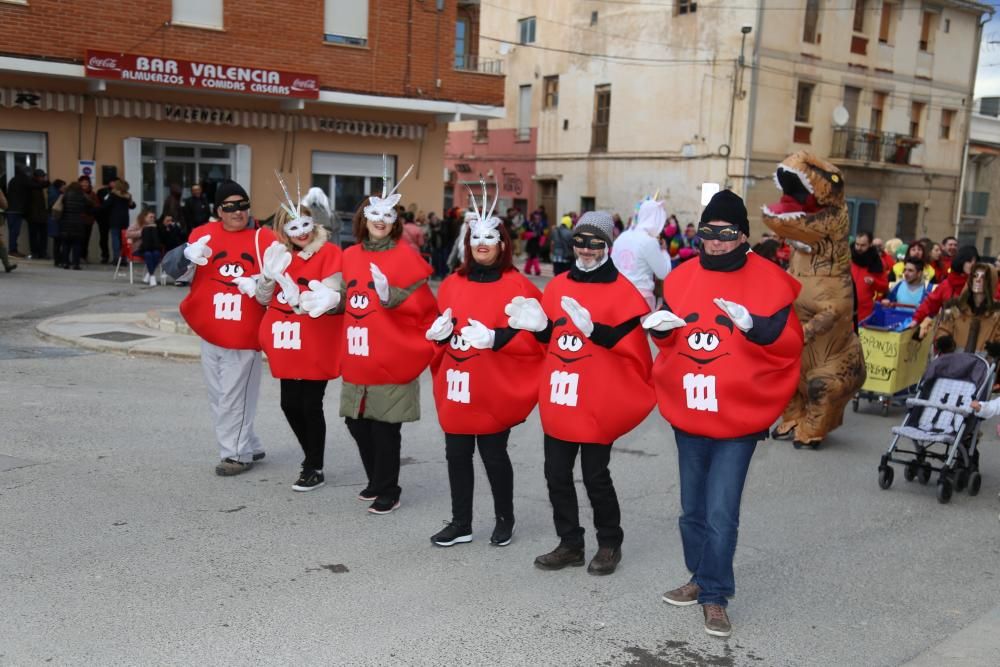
top-left (877, 352), bottom-right (996, 504)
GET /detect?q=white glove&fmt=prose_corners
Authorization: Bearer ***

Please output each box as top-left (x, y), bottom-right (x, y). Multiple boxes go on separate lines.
top-left (460, 318), bottom-right (495, 350)
top-left (370, 262), bottom-right (390, 303)
top-left (505, 296), bottom-right (548, 332)
top-left (275, 273), bottom-right (300, 308)
top-left (183, 234), bottom-right (212, 267)
top-left (425, 308), bottom-right (454, 342)
top-left (232, 275), bottom-right (259, 298)
top-left (262, 241), bottom-right (292, 281)
top-left (299, 280), bottom-right (341, 318)
top-left (642, 309), bottom-right (688, 333)
top-left (560, 296), bottom-right (594, 339)
top-left (788, 239), bottom-right (813, 254)
top-left (714, 298), bottom-right (753, 332)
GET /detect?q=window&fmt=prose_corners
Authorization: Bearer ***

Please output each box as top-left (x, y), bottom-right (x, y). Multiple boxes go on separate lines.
top-left (944, 18), bottom-right (950, 33)
top-left (985, 237), bottom-right (993, 257)
top-left (940, 109), bottom-right (955, 140)
top-left (896, 203), bottom-right (919, 240)
top-left (581, 197), bottom-right (596, 213)
top-left (853, 0), bottom-right (867, 33)
top-left (919, 11), bottom-right (934, 52)
top-left (455, 18), bottom-right (469, 68)
top-left (543, 75), bottom-right (559, 110)
top-left (843, 86), bottom-right (861, 126)
top-left (870, 91), bottom-right (887, 132)
top-left (847, 198), bottom-right (877, 237)
top-left (324, 0), bottom-right (368, 46)
top-left (172, 0), bottom-right (222, 29)
top-left (591, 11), bottom-right (598, 25)
top-left (518, 17), bottom-right (536, 44)
top-left (981, 97), bottom-right (1000, 117)
top-left (474, 119), bottom-right (488, 143)
top-left (879, 2), bottom-right (894, 44)
top-left (910, 101), bottom-right (926, 138)
top-left (677, 0), bottom-right (697, 14)
top-left (517, 85), bottom-right (532, 141)
top-left (794, 82), bottom-right (814, 144)
top-left (591, 84), bottom-right (611, 152)
top-left (803, 0), bottom-right (820, 44)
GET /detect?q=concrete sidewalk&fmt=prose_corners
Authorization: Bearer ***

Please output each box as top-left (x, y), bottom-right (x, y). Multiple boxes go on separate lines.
top-left (901, 605), bottom-right (1000, 666)
top-left (36, 310), bottom-right (200, 359)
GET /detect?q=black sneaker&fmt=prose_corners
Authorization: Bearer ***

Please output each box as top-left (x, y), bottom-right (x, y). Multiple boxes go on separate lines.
top-left (431, 521), bottom-right (472, 547)
top-left (490, 516), bottom-right (515, 546)
top-left (357, 487), bottom-right (377, 501)
top-left (368, 497), bottom-right (401, 514)
top-left (292, 469), bottom-right (325, 492)
top-left (252, 452), bottom-right (266, 462)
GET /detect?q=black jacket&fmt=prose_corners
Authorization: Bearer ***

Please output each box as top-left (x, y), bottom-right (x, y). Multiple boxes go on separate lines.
top-left (182, 195), bottom-right (211, 231)
top-left (101, 191), bottom-right (135, 228)
top-left (59, 189), bottom-right (97, 239)
top-left (5, 169), bottom-right (43, 214)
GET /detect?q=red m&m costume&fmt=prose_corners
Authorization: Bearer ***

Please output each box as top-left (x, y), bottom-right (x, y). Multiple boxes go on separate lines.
top-left (180, 221), bottom-right (275, 350)
top-left (259, 242), bottom-right (344, 380)
top-left (431, 269), bottom-right (545, 435)
top-left (340, 242), bottom-right (437, 385)
top-left (653, 253), bottom-right (803, 439)
top-left (539, 271), bottom-right (655, 444)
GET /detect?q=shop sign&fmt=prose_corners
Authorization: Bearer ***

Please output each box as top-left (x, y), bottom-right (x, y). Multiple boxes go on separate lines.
top-left (85, 49), bottom-right (319, 100)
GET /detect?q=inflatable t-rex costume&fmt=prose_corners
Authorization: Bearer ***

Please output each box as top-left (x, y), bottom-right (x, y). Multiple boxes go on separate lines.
top-left (761, 151), bottom-right (865, 448)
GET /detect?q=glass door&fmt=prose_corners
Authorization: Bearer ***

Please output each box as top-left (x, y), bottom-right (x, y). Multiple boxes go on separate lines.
top-left (140, 140), bottom-right (234, 215)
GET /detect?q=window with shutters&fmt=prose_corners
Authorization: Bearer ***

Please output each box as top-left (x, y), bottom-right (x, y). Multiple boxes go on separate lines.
top-left (940, 109), bottom-right (955, 140)
top-left (794, 82), bottom-right (814, 144)
top-left (803, 0), bottom-right (821, 44)
top-left (591, 85), bottom-right (611, 152)
top-left (543, 76), bottom-right (559, 110)
top-left (677, 0), bottom-right (697, 15)
top-left (172, 0), bottom-right (222, 29)
top-left (325, 0), bottom-right (368, 46)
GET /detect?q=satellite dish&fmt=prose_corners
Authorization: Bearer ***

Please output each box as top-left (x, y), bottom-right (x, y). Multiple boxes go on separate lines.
top-left (833, 105), bottom-right (850, 127)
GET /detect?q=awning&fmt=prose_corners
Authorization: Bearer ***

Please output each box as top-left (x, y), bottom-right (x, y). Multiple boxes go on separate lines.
top-left (0, 87), bottom-right (85, 113)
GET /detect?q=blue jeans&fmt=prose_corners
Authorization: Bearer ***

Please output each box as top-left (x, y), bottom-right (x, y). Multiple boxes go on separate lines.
top-left (143, 250), bottom-right (162, 274)
top-left (6, 212), bottom-right (23, 254)
top-left (674, 431), bottom-right (757, 607)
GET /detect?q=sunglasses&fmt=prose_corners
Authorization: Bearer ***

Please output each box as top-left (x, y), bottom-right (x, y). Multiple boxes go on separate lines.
top-left (572, 235), bottom-right (607, 250)
top-left (696, 224), bottom-right (741, 241)
top-left (219, 200), bottom-right (251, 213)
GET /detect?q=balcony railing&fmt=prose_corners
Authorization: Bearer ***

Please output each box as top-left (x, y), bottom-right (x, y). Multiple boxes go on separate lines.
top-left (454, 54), bottom-right (504, 75)
top-left (830, 127), bottom-right (921, 165)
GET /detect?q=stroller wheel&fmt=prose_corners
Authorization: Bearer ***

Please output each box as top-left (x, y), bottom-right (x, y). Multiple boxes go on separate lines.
top-left (968, 472), bottom-right (983, 497)
top-left (903, 462), bottom-right (917, 482)
top-left (937, 478), bottom-right (953, 504)
top-left (878, 466), bottom-right (894, 490)
top-left (918, 464), bottom-right (932, 485)
top-left (955, 470), bottom-right (970, 492)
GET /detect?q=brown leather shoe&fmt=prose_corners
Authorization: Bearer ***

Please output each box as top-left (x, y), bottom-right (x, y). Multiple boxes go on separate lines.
top-left (587, 546), bottom-right (622, 575)
top-left (702, 604), bottom-right (732, 638)
top-left (534, 544), bottom-right (585, 570)
top-left (662, 582), bottom-right (700, 606)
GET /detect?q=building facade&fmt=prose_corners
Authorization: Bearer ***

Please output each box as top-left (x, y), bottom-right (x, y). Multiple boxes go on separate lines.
top-left (961, 96), bottom-right (1000, 255)
top-left (0, 0), bottom-right (503, 252)
top-left (449, 0), bottom-right (991, 244)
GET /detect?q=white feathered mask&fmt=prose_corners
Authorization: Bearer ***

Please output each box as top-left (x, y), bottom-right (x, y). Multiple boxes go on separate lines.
top-left (275, 171), bottom-right (314, 237)
top-left (364, 156), bottom-right (414, 224)
top-left (467, 178), bottom-right (502, 247)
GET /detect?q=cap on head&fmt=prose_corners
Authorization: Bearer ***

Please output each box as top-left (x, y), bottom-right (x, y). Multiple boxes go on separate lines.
top-left (700, 190), bottom-right (749, 237)
top-left (214, 180), bottom-right (249, 207)
top-left (574, 211), bottom-right (615, 247)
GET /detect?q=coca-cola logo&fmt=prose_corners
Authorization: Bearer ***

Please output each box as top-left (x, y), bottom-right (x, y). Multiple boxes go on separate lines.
top-left (88, 56), bottom-right (119, 71)
top-left (290, 78), bottom-right (317, 91)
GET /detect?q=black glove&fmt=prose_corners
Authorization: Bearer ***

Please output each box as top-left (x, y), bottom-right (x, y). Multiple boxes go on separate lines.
top-left (934, 335), bottom-right (955, 355)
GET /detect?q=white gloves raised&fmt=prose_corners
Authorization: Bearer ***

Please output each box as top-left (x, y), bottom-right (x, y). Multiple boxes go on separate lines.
top-left (299, 280), bottom-right (341, 318)
top-left (370, 262), bottom-right (390, 303)
top-left (714, 298), bottom-right (753, 332)
top-left (232, 275), bottom-right (259, 298)
top-left (642, 309), bottom-right (687, 333)
top-left (505, 296), bottom-right (548, 332)
top-left (425, 308), bottom-right (454, 342)
top-left (183, 234), bottom-right (212, 266)
top-left (262, 241), bottom-right (292, 281)
top-left (460, 318), bottom-right (495, 350)
top-left (560, 296), bottom-right (594, 339)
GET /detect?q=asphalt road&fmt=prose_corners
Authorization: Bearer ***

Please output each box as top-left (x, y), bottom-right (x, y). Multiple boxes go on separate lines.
top-left (2, 261), bottom-right (1000, 666)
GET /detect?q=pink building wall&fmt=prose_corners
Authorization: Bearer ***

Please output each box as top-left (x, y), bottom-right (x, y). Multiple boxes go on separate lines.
top-left (444, 127), bottom-right (537, 215)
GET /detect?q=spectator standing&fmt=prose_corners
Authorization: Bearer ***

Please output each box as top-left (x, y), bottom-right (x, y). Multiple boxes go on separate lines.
top-left (522, 212), bottom-right (544, 276)
top-left (26, 169), bottom-right (50, 259)
top-left (927, 242), bottom-right (946, 284)
top-left (427, 212), bottom-right (450, 279)
top-left (47, 179), bottom-right (67, 266)
top-left (850, 231), bottom-right (889, 322)
top-left (940, 235), bottom-right (958, 274)
top-left (0, 187), bottom-right (15, 272)
top-left (403, 213), bottom-right (426, 254)
top-left (882, 258), bottom-right (929, 307)
top-left (182, 183), bottom-right (212, 235)
top-left (101, 179), bottom-right (136, 262)
top-left (550, 215), bottom-right (575, 276)
top-left (78, 176), bottom-right (99, 262)
top-left (55, 180), bottom-right (97, 270)
top-left (912, 245), bottom-right (979, 331)
top-left (94, 177), bottom-right (116, 263)
top-left (161, 183), bottom-right (183, 226)
top-left (611, 199), bottom-right (671, 310)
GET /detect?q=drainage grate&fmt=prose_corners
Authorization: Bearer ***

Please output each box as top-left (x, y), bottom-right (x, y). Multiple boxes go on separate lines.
top-left (82, 331), bottom-right (155, 343)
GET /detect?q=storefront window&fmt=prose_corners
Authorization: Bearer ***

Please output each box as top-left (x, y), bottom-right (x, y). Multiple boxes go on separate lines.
top-left (0, 130), bottom-right (47, 189)
top-left (312, 151), bottom-right (398, 247)
top-left (138, 141), bottom-right (234, 215)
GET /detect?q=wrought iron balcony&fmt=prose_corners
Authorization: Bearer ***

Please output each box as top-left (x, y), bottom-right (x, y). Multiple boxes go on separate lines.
top-left (830, 127), bottom-right (920, 165)
top-left (454, 54), bottom-right (504, 75)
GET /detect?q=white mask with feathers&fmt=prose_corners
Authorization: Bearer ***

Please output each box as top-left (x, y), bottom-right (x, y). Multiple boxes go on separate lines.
top-left (467, 178), bottom-right (502, 247)
top-left (275, 170), bottom-right (314, 237)
top-left (364, 155), bottom-right (414, 224)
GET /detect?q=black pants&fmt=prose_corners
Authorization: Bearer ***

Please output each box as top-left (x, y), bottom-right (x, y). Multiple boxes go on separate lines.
top-left (345, 416), bottom-right (402, 502)
top-left (81, 221), bottom-right (93, 261)
top-left (445, 430), bottom-right (513, 526)
top-left (28, 222), bottom-right (48, 258)
top-left (543, 434), bottom-right (622, 549)
top-left (280, 379), bottom-right (328, 471)
top-left (97, 218), bottom-right (110, 262)
top-left (59, 236), bottom-right (83, 268)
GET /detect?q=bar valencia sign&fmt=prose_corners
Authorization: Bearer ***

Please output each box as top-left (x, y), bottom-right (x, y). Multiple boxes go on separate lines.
top-left (84, 50), bottom-right (319, 100)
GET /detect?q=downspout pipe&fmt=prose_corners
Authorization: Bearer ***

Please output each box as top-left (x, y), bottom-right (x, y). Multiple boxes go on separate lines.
top-left (742, 0), bottom-right (765, 201)
top-left (955, 10), bottom-right (993, 237)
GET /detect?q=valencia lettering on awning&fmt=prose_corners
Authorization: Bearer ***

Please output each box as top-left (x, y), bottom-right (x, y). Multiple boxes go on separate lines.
top-left (84, 50), bottom-right (319, 100)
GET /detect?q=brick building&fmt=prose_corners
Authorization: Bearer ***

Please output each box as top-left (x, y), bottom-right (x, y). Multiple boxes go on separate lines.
top-left (0, 0), bottom-right (503, 252)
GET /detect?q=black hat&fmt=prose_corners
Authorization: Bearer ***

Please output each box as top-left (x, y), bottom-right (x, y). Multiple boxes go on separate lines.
top-left (214, 180), bottom-right (249, 207)
top-left (953, 245), bottom-right (979, 275)
top-left (700, 190), bottom-right (749, 237)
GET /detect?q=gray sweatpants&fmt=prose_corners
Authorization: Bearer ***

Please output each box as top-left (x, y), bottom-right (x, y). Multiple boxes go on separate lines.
top-left (200, 340), bottom-right (264, 463)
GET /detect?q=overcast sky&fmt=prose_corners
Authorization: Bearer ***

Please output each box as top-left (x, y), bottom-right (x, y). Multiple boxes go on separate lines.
top-left (975, 5), bottom-right (1000, 97)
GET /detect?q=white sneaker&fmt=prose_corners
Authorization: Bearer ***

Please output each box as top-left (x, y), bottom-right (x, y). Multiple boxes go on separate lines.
top-left (147, 274), bottom-right (157, 287)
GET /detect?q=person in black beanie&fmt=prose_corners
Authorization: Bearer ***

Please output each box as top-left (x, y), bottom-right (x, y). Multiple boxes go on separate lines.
top-left (645, 189), bottom-right (804, 638)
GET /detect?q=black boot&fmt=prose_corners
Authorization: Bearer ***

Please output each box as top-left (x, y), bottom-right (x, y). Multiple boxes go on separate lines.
top-left (534, 544), bottom-right (585, 570)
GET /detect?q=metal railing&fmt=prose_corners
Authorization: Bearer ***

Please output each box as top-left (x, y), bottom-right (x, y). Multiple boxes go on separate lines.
top-left (454, 54), bottom-right (504, 75)
top-left (830, 127), bottom-right (920, 165)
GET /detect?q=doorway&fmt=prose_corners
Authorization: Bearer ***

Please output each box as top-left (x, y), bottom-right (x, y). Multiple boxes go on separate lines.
top-left (0, 130), bottom-right (47, 192)
top-left (537, 179), bottom-right (557, 220)
top-left (140, 140), bottom-right (234, 214)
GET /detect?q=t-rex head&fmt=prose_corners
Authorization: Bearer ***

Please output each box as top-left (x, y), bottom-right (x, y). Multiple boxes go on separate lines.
top-left (762, 151), bottom-right (849, 276)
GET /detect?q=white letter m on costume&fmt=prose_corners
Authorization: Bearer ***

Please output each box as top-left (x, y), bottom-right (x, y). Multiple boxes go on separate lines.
top-left (550, 370), bottom-right (579, 407)
top-left (683, 373), bottom-right (718, 412)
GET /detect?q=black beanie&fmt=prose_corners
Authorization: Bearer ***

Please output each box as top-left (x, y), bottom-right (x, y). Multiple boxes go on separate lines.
top-left (953, 245), bottom-right (979, 275)
top-left (700, 190), bottom-right (749, 237)
top-left (214, 180), bottom-right (249, 207)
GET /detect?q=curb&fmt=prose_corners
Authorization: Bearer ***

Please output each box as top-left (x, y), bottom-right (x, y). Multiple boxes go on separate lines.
top-left (35, 312), bottom-right (201, 360)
